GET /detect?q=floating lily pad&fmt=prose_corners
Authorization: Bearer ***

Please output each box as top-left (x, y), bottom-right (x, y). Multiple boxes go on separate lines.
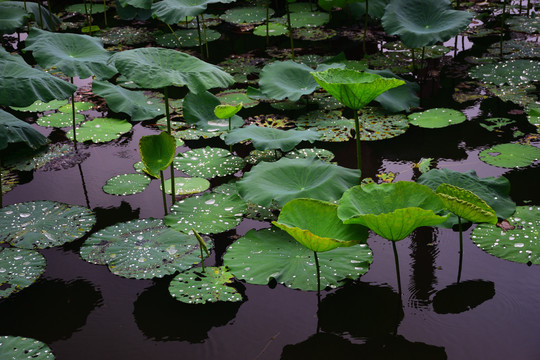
top-left (58, 102), bottom-right (94, 113)
top-left (408, 108), bottom-right (466, 128)
top-left (223, 227), bottom-right (373, 291)
top-left (285, 148), bottom-right (335, 162)
top-left (174, 147), bottom-right (245, 178)
top-left (488, 39), bottom-right (540, 60)
top-left (217, 56), bottom-right (265, 85)
top-left (479, 143), bottom-right (540, 168)
top-left (471, 206), bottom-right (540, 265)
top-left (0, 336), bottom-right (54, 359)
top-left (165, 192), bottom-right (247, 234)
top-left (357, 108), bottom-right (410, 140)
top-left (293, 27), bottom-right (337, 41)
top-left (469, 60), bottom-right (540, 86)
top-left (168, 266), bottom-right (243, 304)
top-left (5, 143), bottom-right (87, 172)
top-left (506, 16), bottom-right (540, 34)
top-left (245, 149), bottom-right (280, 164)
top-left (297, 110), bottom-right (355, 142)
top-left (279, 11), bottom-right (330, 28)
top-left (527, 105), bottom-right (540, 132)
top-left (161, 176), bottom-right (210, 195)
top-left (11, 99), bottom-right (68, 112)
top-left (253, 22), bottom-right (289, 37)
top-left (221, 7), bottom-right (273, 25)
top-left (173, 127), bottom-right (226, 140)
top-left (479, 117), bottom-right (514, 132)
top-left (0, 201), bottom-right (96, 249)
top-left (225, 125), bottom-right (320, 152)
top-left (155, 29), bottom-right (221, 48)
top-left (36, 112), bottom-right (85, 128)
top-left (102, 173), bottom-right (151, 195)
top-left (100, 26), bottom-right (155, 45)
top-left (216, 89), bottom-right (258, 108)
top-left (68, 118), bottom-right (133, 143)
top-left (484, 83), bottom-right (537, 108)
top-left (0, 248), bottom-right (46, 299)
top-left (66, 3), bottom-right (108, 14)
top-left (1, 170), bottom-right (18, 195)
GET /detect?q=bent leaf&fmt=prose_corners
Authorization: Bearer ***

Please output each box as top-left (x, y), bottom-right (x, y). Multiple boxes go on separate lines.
top-left (0, 110), bottom-right (49, 151)
top-left (139, 132), bottom-right (176, 177)
top-left (436, 183), bottom-right (497, 224)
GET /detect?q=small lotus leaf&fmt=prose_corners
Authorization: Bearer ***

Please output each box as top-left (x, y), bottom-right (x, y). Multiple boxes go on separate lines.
top-left (11, 99), bottom-right (68, 112)
top-left (253, 23), bottom-right (289, 37)
top-left (479, 143), bottom-right (540, 168)
top-left (0, 200), bottom-right (96, 249)
top-left (479, 117), bottom-right (514, 132)
top-left (66, 3), bottom-right (108, 13)
top-left (161, 177), bottom-right (210, 195)
top-left (527, 106), bottom-right (540, 132)
top-left (80, 218), bottom-right (212, 279)
top-left (139, 132), bottom-right (176, 177)
top-left (221, 6), bottom-right (273, 24)
top-left (469, 60), bottom-right (540, 86)
top-left (297, 110), bottom-right (354, 142)
top-left (225, 125), bottom-right (320, 152)
top-left (183, 90), bottom-right (243, 131)
top-left (103, 173), bottom-right (151, 195)
top-left (0, 248), bottom-right (46, 299)
top-left (216, 89), bottom-right (258, 108)
top-left (408, 108), bottom-right (466, 128)
top-left (223, 227), bottom-right (373, 291)
top-left (214, 103), bottom-right (243, 119)
top-left (0, 336), bottom-right (54, 359)
top-left (471, 206), bottom-right (540, 265)
top-left (245, 149), bottom-right (281, 164)
top-left (436, 184), bottom-right (497, 224)
top-left (174, 147), bottom-right (245, 179)
top-left (155, 29), bottom-right (221, 48)
top-left (68, 118), bottom-right (132, 143)
top-left (484, 83), bottom-right (537, 108)
top-left (36, 112), bottom-right (85, 128)
top-left (168, 266), bottom-right (243, 304)
top-left (279, 11), bottom-right (330, 28)
top-left (357, 108), bottom-right (410, 141)
top-left (293, 27), bottom-right (337, 41)
top-left (0, 110), bottom-right (49, 151)
top-left (58, 102), bottom-right (94, 113)
top-left (285, 148), bottom-right (335, 162)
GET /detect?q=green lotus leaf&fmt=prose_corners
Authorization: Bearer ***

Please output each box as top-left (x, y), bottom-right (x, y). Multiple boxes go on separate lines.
top-left (272, 198), bottom-right (369, 252)
top-left (168, 266), bottom-right (243, 304)
top-left (253, 22), bottom-right (289, 37)
top-left (436, 183), bottom-right (497, 224)
top-left (221, 6), bottom-right (273, 24)
top-left (155, 29), bottom-right (221, 48)
top-left (100, 25), bottom-right (155, 46)
top-left (471, 206), bottom-right (540, 265)
top-left (36, 112), bottom-right (85, 128)
top-left (0, 248), bottom-right (46, 299)
top-left (11, 99), bottom-right (68, 113)
top-left (6, 1), bottom-right (61, 31)
top-left (279, 11), bottom-right (330, 28)
top-left (297, 110), bottom-right (354, 142)
top-left (103, 173), bottom-right (152, 195)
top-left (164, 192), bottom-right (247, 234)
top-left (173, 127), bottom-right (226, 140)
top-left (0, 110), bottom-right (49, 151)
top-left (527, 105), bottom-right (540, 132)
top-left (407, 108), bottom-right (466, 128)
top-left (338, 182), bottom-right (449, 241)
top-left (285, 148), bottom-right (335, 162)
top-left (223, 227), bottom-right (373, 291)
top-left (0, 336), bottom-right (54, 359)
top-left (0, 4), bottom-right (30, 33)
top-left (161, 176), bottom-right (210, 195)
top-left (311, 68), bottom-right (405, 110)
top-left (139, 131), bottom-right (176, 177)
top-left (0, 200), bottom-right (96, 249)
top-left (479, 117), bottom-right (514, 132)
top-left (110, 47), bottom-right (234, 93)
top-left (116, 1), bottom-right (153, 20)
top-left (3, 143), bottom-right (81, 172)
top-left (58, 101), bottom-right (94, 113)
top-left (259, 61), bottom-right (321, 102)
top-left (67, 118), bottom-right (132, 143)
top-left (469, 60), bottom-right (540, 87)
top-left (418, 168), bottom-right (516, 227)
top-left (92, 80), bottom-right (164, 121)
top-left (347, 0), bottom-right (389, 19)
top-left (80, 218), bottom-right (212, 279)
top-left (25, 28), bottom-right (117, 80)
top-left (366, 69), bottom-right (419, 113)
top-left (225, 125), bottom-right (320, 152)
top-left (216, 89), bottom-right (258, 108)
top-left (214, 103), bottom-right (242, 119)
top-left (151, 0), bottom-right (223, 24)
top-left (237, 157), bottom-right (360, 207)
top-left (119, 0), bottom-right (153, 9)
top-left (174, 147), bottom-right (245, 178)
top-left (183, 90), bottom-right (243, 131)
top-left (381, 0), bottom-right (473, 49)
top-left (479, 143), bottom-right (540, 168)
top-left (0, 48), bottom-right (77, 107)
top-left (66, 3), bottom-right (109, 14)
top-left (506, 16), bottom-right (540, 34)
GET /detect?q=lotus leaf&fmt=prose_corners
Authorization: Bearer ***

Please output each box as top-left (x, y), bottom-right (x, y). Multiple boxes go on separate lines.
top-left (223, 227), bottom-right (372, 291)
top-left (66, 3), bottom-right (108, 14)
top-left (0, 110), bottom-right (49, 151)
top-left (183, 91), bottom-right (243, 130)
top-left (0, 4), bottom-right (30, 33)
top-left (488, 39), bottom-right (540, 60)
top-left (92, 80), bottom-right (164, 121)
top-left (58, 101), bottom-right (94, 113)
top-left (253, 23), bottom-right (289, 37)
top-left (36, 113), bottom-right (85, 128)
top-left (484, 83), bottom-right (537, 108)
top-left (139, 131), bottom-right (176, 178)
top-left (0, 336), bottom-right (54, 359)
top-left (365, 51), bottom-right (410, 75)
top-left (469, 60), bottom-right (540, 86)
top-left (357, 108), bottom-right (410, 141)
top-left (161, 176), bottom-right (210, 195)
top-left (294, 27), bottom-right (336, 41)
top-left (174, 147), bottom-right (245, 178)
top-left (408, 108), bottom-right (466, 128)
top-left (258, 61), bottom-right (322, 102)
top-left (0, 248), bottom-right (46, 299)
top-left (164, 192), bottom-right (247, 234)
top-left (297, 110), bottom-right (354, 142)
top-left (152, 0), bottom-right (234, 24)
top-left (436, 184), bottom-right (497, 224)
top-left (278, 11), bottom-right (330, 28)
top-left (237, 157), bottom-right (360, 207)
top-left (216, 90), bottom-right (258, 108)
top-left (1, 170), bottom-right (18, 195)
top-left (103, 173), bottom-right (152, 195)
top-left (381, 0), bottom-right (473, 49)
top-left (221, 6), bottom-right (273, 24)
top-left (116, 1), bottom-right (153, 20)
top-left (366, 69), bottom-right (419, 113)
top-left (285, 148), bottom-right (335, 162)
top-left (0, 201), bottom-right (96, 249)
top-left (68, 118), bottom-right (132, 143)
top-left (479, 143), bottom-right (540, 168)
top-left (338, 182), bottom-right (449, 241)
top-left (527, 106), bottom-right (540, 132)
top-left (506, 16), bottom-right (540, 34)
top-left (245, 149), bottom-right (280, 164)
top-left (100, 26), bottom-right (156, 46)
top-left (479, 117), bottom-right (514, 132)
top-left (225, 125), bottom-right (320, 152)
top-left (214, 104), bottom-right (242, 120)
top-left (4, 143), bottom-right (85, 172)
top-left (6, 1), bottom-right (61, 31)
top-left (471, 206), bottom-right (540, 265)
top-left (168, 266), bottom-right (243, 304)
top-left (155, 29), bottom-right (221, 48)
top-left (173, 127), bottom-right (226, 140)
top-left (119, 0), bottom-right (153, 8)
top-left (80, 218), bottom-right (212, 279)
top-left (11, 99), bottom-right (68, 113)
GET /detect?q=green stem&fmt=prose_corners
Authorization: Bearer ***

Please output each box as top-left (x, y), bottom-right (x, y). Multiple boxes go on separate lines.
top-left (421, 46), bottom-right (425, 82)
top-left (500, 0), bottom-right (506, 59)
top-left (313, 251), bottom-right (321, 301)
top-left (70, 77), bottom-right (78, 145)
top-left (411, 48), bottom-right (416, 75)
top-left (160, 171), bottom-right (168, 216)
top-left (392, 241), bottom-right (402, 298)
top-left (363, 0), bottom-right (368, 55)
top-left (196, 16), bottom-right (204, 58)
top-left (200, 245), bottom-right (206, 272)
top-left (0, 156), bottom-right (3, 208)
top-left (201, 13), bottom-right (209, 59)
top-left (77, 163), bottom-right (90, 208)
top-left (163, 87), bottom-right (175, 204)
top-left (47, 0), bottom-right (54, 31)
top-left (285, 2), bottom-right (295, 60)
top-left (353, 109), bottom-right (362, 171)
top-left (103, 0), bottom-right (108, 27)
top-left (37, 0), bottom-right (44, 29)
top-left (166, 23), bottom-right (182, 47)
top-left (457, 216), bottom-right (463, 283)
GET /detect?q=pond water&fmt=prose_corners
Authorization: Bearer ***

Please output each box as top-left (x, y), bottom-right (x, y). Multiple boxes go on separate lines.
top-left (1, 1), bottom-right (540, 359)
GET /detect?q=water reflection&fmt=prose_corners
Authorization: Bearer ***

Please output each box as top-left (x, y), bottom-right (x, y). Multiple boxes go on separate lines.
top-left (408, 227), bottom-right (439, 309)
top-left (433, 280), bottom-right (495, 314)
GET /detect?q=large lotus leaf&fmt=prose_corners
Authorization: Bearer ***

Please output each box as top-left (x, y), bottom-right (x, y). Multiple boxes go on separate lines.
top-left (168, 266), bottom-right (243, 304)
top-left (174, 147), bottom-right (245, 178)
top-left (471, 206), bottom-right (540, 265)
top-left (164, 192), bottom-right (247, 234)
top-left (0, 110), bottom-right (49, 151)
top-left (479, 143), bottom-right (540, 168)
top-left (7, 1), bottom-right (61, 31)
top-left (338, 182), bottom-right (449, 241)
top-left (116, 1), bottom-right (153, 20)
top-left (92, 80), bottom-right (163, 121)
top-left (25, 28), bottom-right (117, 80)
top-left (0, 49), bottom-right (77, 107)
top-left (469, 60), bottom-right (540, 87)
top-left (80, 218), bottom-right (212, 279)
top-left (0, 336), bottom-right (54, 359)
top-left (0, 248), bottom-right (46, 299)
top-left (110, 48), bottom-right (234, 93)
top-left (381, 0), bottom-right (473, 49)
top-left (436, 184), bottom-right (497, 224)
top-left (223, 227), bottom-right (373, 291)
top-left (0, 3), bottom-right (30, 33)
top-left (272, 198), bottom-right (369, 252)
top-left (237, 157), bottom-right (361, 207)
top-left (119, 0), bottom-right (153, 8)
top-left (408, 108), bottom-right (466, 128)
top-left (103, 173), bottom-right (152, 195)
top-left (259, 61), bottom-right (321, 102)
top-left (161, 176), bottom-right (210, 195)
top-left (183, 91), bottom-right (242, 130)
top-left (418, 168), bottom-right (515, 227)
top-left (155, 29), bottom-right (221, 48)
top-left (221, 6), bottom-right (273, 25)
top-left (311, 68), bottom-right (404, 110)
top-left (224, 125), bottom-right (320, 152)
top-left (139, 132), bottom-right (176, 177)
top-left (366, 69), bottom-right (419, 113)
top-left (0, 201), bottom-right (96, 249)
top-left (67, 118), bottom-right (132, 143)
top-left (216, 89), bottom-right (258, 108)
top-left (347, 0), bottom-right (389, 19)
top-left (36, 112), bottom-right (85, 128)
top-left (152, 0), bottom-right (213, 24)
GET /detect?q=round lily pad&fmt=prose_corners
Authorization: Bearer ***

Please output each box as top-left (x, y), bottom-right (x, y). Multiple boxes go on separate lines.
top-left (102, 173), bottom-right (151, 195)
top-left (479, 143), bottom-right (540, 168)
top-left (225, 125), bottom-right (320, 152)
top-left (58, 101), bottom-right (94, 113)
top-left (80, 218), bottom-right (212, 279)
top-left (155, 29), bottom-right (221, 48)
top-left (216, 89), bottom-right (259, 108)
top-left (161, 177), bottom-right (210, 195)
top-left (174, 147), bottom-right (245, 179)
top-left (285, 148), bottom-right (335, 162)
top-left (67, 118), bottom-right (133, 143)
top-left (36, 112), bottom-right (85, 128)
top-left (0, 248), bottom-right (46, 299)
top-left (293, 27), bottom-right (337, 41)
top-left (0, 336), bottom-right (54, 359)
top-left (221, 7), bottom-right (273, 25)
top-left (297, 110), bottom-right (354, 142)
top-left (408, 108), bottom-right (466, 128)
top-left (469, 59), bottom-right (540, 86)
top-left (253, 22), bottom-right (288, 37)
top-left (223, 227), bottom-right (373, 291)
top-left (471, 206), bottom-right (540, 265)
top-left (168, 266), bottom-right (243, 304)
top-left (0, 201), bottom-right (96, 249)
top-left (279, 11), bottom-right (330, 28)
top-left (11, 99), bottom-right (68, 112)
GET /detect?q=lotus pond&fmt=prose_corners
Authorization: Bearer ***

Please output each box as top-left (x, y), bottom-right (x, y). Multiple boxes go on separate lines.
top-left (1, 0), bottom-right (540, 359)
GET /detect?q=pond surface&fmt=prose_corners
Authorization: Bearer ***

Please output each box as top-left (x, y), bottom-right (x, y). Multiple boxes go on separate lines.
top-left (1, 1), bottom-right (540, 359)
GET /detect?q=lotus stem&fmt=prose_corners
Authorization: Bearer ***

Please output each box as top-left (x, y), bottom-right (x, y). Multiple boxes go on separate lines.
top-left (37, 0), bottom-right (44, 29)
top-left (353, 109), bottom-right (362, 171)
top-left (500, 0), bottom-right (506, 59)
top-left (163, 87), bottom-right (176, 204)
top-left (199, 245), bottom-right (205, 272)
top-left (47, 0), bottom-right (54, 31)
top-left (391, 241), bottom-right (403, 298)
top-left (166, 23), bottom-right (182, 48)
top-left (265, 4), bottom-right (269, 46)
top-left (313, 251), bottom-right (321, 300)
top-left (421, 46), bottom-right (426, 82)
top-left (285, 2), bottom-right (295, 60)
top-left (70, 77), bottom-right (78, 145)
top-left (196, 16), bottom-right (204, 58)
top-left (457, 216), bottom-right (463, 283)
top-left (411, 48), bottom-right (416, 75)
top-left (363, 0), bottom-right (369, 55)
top-left (103, 0), bottom-right (108, 27)
top-left (201, 13), bottom-right (209, 59)
top-left (0, 156), bottom-right (3, 208)
top-left (159, 170), bottom-right (168, 216)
